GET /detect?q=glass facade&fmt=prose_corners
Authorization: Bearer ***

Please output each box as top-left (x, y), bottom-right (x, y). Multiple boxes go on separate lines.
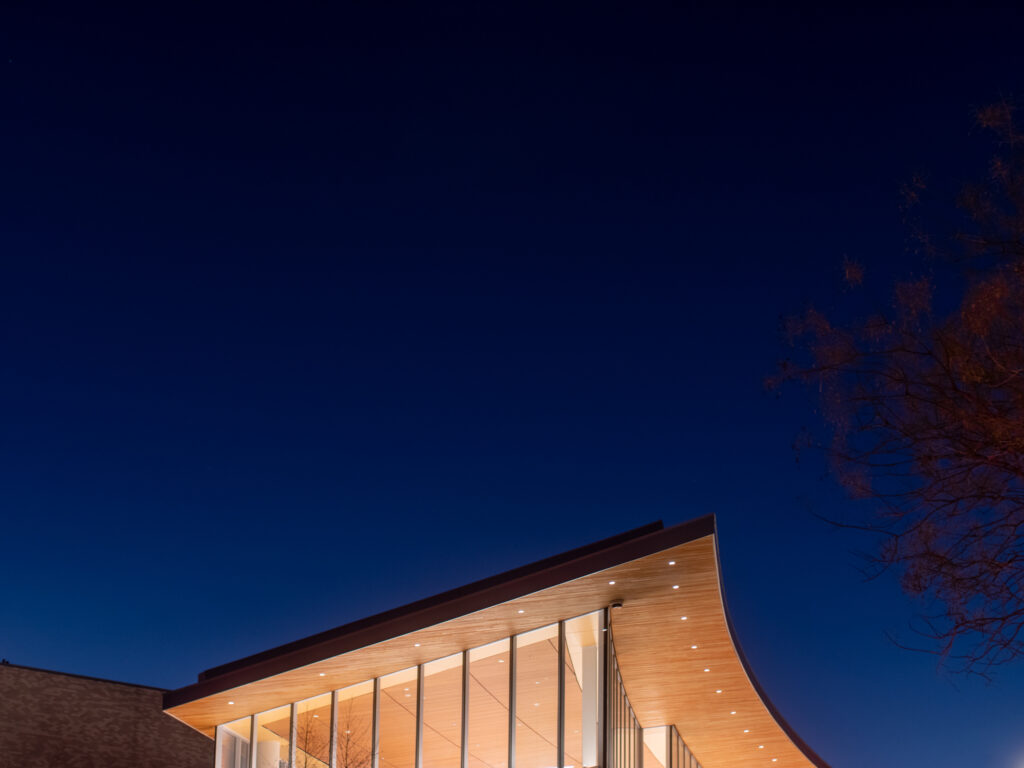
top-left (422, 654), bottom-right (462, 768)
top-left (214, 609), bottom-right (701, 768)
top-left (515, 624), bottom-right (558, 768)
top-left (295, 694), bottom-right (332, 768)
top-left (468, 639), bottom-right (509, 768)
top-left (216, 716), bottom-right (252, 768)
top-left (666, 726), bottom-right (701, 768)
top-left (379, 667), bottom-right (418, 768)
top-left (256, 706), bottom-right (292, 768)
top-left (336, 681), bottom-right (374, 768)
top-left (605, 635), bottom-right (639, 768)
top-left (563, 613), bottom-right (600, 768)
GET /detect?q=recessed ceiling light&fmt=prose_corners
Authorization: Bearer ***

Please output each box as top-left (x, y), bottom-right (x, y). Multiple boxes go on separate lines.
top-left (228, 701), bottom-right (234, 705)
top-left (758, 745), bottom-right (764, 750)
top-left (414, 643), bottom-right (421, 647)
top-left (715, 689), bottom-right (722, 693)
top-left (668, 561), bottom-right (675, 565)
top-left (608, 580), bottom-right (616, 585)
top-left (730, 711), bottom-right (736, 715)
top-left (680, 616), bottom-right (688, 621)
top-left (319, 672), bottom-right (326, 676)
top-left (743, 729), bottom-right (749, 733)
top-left (672, 585), bottom-right (679, 590)
top-left (691, 645), bottom-right (698, 649)
top-left (704, 668), bottom-right (710, 672)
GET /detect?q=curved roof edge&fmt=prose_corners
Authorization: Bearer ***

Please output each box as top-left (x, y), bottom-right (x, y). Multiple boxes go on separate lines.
top-left (714, 535), bottom-right (831, 768)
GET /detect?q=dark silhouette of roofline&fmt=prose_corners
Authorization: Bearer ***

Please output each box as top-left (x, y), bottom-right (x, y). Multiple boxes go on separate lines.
top-left (1, 660), bottom-right (167, 692)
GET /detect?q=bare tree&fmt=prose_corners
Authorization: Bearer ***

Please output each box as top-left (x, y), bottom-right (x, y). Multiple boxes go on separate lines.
top-left (294, 697), bottom-right (373, 768)
top-left (775, 102), bottom-right (1024, 676)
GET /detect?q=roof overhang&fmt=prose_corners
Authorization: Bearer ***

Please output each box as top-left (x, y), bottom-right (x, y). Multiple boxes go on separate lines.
top-left (164, 517), bottom-right (828, 768)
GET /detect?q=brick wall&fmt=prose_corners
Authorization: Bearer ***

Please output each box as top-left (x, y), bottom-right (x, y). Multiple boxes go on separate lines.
top-left (0, 663), bottom-right (213, 768)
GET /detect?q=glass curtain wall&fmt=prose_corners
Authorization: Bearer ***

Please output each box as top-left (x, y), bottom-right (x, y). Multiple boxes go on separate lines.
top-left (563, 613), bottom-right (600, 768)
top-left (379, 668), bottom-right (418, 768)
top-left (295, 694), bottom-right (332, 768)
top-left (256, 706), bottom-right (292, 768)
top-left (217, 716), bottom-right (252, 768)
top-left (605, 635), bottom-right (639, 768)
top-left (468, 639), bottom-right (509, 768)
top-left (216, 610), bottom-right (615, 768)
top-left (666, 726), bottom-right (701, 768)
top-left (515, 624), bottom-right (559, 768)
top-left (641, 726), bottom-right (667, 768)
top-left (422, 654), bottom-right (463, 768)
top-left (336, 681), bottom-right (375, 768)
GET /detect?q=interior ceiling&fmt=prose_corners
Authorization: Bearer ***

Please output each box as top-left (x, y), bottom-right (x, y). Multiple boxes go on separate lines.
top-left (167, 533), bottom-right (824, 768)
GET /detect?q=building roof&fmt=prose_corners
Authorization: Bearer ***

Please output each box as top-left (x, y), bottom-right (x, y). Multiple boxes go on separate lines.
top-left (164, 516), bottom-right (829, 768)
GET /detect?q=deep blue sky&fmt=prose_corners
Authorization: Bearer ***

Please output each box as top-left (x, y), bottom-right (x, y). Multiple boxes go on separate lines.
top-left (3, 4), bottom-right (1024, 767)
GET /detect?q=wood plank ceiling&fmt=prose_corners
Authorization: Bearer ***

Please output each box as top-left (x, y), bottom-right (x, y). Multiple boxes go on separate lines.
top-left (165, 533), bottom-right (824, 768)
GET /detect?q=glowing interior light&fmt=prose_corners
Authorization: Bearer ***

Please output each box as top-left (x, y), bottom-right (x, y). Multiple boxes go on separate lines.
top-left (313, 714), bottom-right (319, 718)
top-left (668, 561), bottom-right (676, 565)
top-left (730, 711), bottom-right (736, 715)
top-left (517, 609), bottom-right (525, 614)
top-left (680, 616), bottom-right (688, 621)
top-left (414, 643), bottom-right (421, 647)
top-left (758, 745), bottom-right (764, 750)
top-left (319, 672), bottom-right (326, 676)
top-left (672, 585), bottom-right (679, 589)
top-left (228, 701), bottom-right (234, 705)
top-left (608, 581), bottom-right (616, 585)
top-left (498, 659), bottom-right (504, 663)
top-left (743, 729), bottom-right (749, 733)
top-left (704, 668), bottom-right (710, 672)
top-left (715, 689), bottom-right (722, 693)
top-left (691, 644), bottom-right (698, 649)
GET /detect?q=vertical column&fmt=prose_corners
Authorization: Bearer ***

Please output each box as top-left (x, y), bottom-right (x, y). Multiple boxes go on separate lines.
top-left (289, 704), bottom-right (297, 768)
top-left (508, 636), bottom-right (517, 768)
top-left (600, 608), bottom-right (609, 768)
top-left (329, 692), bottom-right (339, 768)
top-left (249, 716), bottom-right (259, 768)
top-left (461, 650), bottom-right (470, 768)
top-left (371, 679), bottom-right (381, 768)
top-left (557, 621), bottom-right (566, 768)
top-left (415, 665), bottom-right (424, 768)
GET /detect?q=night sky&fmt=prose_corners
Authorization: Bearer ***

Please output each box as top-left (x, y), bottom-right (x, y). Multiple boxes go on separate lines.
top-left (3, 4), bottom-right (1024, 767)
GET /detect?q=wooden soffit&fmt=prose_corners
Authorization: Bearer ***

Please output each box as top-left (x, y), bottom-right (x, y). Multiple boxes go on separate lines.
top-left (164, 518), bottom-right (828, 768)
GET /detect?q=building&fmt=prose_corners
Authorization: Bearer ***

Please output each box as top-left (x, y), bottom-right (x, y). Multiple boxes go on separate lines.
top-left (0, 661), bottom-right (213, 768)
top-left (164, 517), bottom-right (829, 768)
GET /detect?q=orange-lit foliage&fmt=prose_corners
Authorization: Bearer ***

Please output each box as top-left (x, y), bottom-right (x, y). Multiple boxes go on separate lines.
top-left (777, 103), bottom-right (1024, 676)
